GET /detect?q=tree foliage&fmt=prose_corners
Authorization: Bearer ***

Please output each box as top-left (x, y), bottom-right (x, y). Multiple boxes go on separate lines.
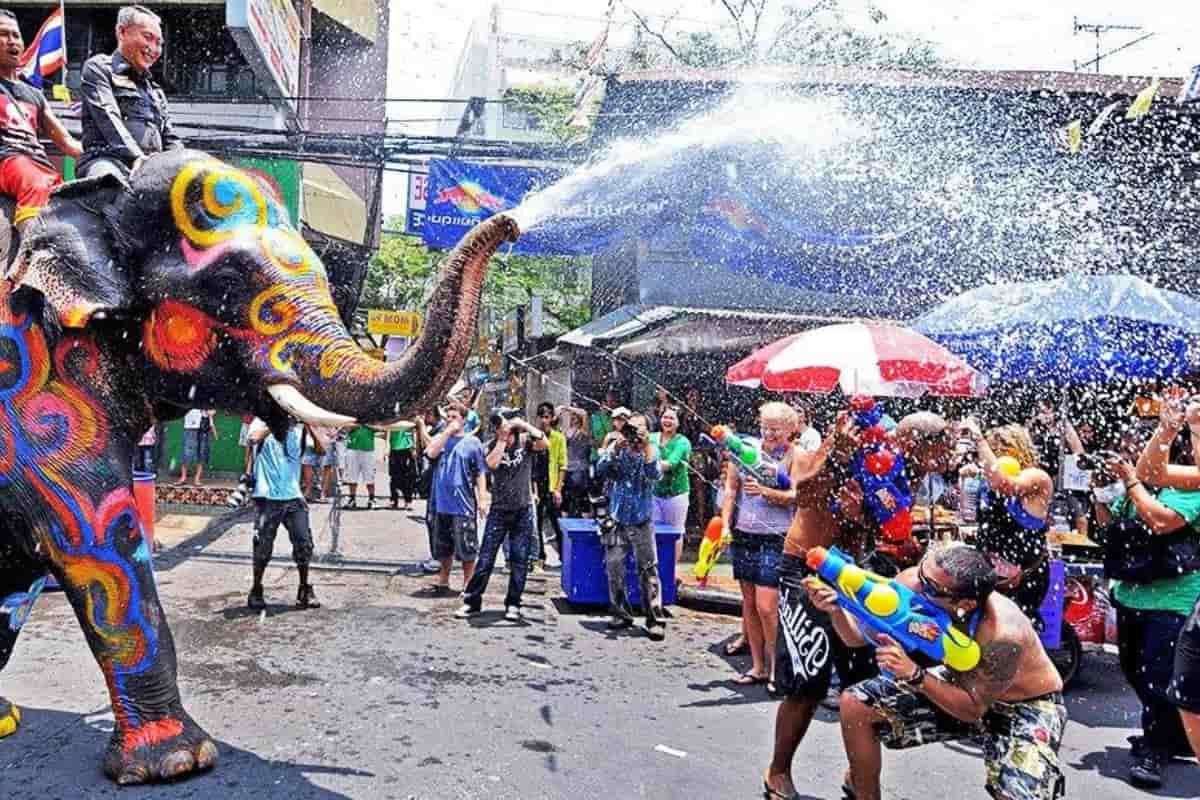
top-left (362, 217), bottom-right (592, 340)
top-left (502, 85), bottom-right (581, 145)
top-left (621, 0), bottom-right (942, 71)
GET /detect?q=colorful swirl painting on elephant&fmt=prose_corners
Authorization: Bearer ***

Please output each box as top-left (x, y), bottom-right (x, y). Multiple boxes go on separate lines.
top-left (0, 149), bottom-right (518, 784)
top-left (150, 161), bottom-right (383, 390)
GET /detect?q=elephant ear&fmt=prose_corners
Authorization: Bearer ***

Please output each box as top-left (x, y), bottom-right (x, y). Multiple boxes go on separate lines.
top-left (6, 174), bottom-right (134, 328)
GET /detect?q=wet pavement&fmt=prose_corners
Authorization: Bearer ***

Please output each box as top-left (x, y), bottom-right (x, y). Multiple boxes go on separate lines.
top-left (2, 500), bottom-right (1198, 799)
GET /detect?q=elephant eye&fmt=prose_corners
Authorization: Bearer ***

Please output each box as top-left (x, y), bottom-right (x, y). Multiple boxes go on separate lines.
top-left (200, 261), bottom-right (249, 299)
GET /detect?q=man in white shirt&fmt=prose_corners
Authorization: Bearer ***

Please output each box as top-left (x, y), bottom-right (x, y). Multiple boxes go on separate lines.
top-left (176, 408), bottom-right (216, 486)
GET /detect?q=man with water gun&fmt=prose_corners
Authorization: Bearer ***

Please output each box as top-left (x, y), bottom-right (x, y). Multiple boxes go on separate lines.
top-left (806, 543), bottom-right (1067, 800)
top-left (762, 403), bottom-right (965, 800)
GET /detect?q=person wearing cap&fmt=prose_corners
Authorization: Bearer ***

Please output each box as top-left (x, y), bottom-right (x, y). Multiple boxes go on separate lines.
top-left (595, 412), bottom-right (666, 640)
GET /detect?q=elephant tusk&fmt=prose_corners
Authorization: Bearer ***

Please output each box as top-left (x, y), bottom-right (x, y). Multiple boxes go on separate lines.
top-left (266, 385), bottom-right (356, 429)
top-left (368, 421), bottom-right (416, 432)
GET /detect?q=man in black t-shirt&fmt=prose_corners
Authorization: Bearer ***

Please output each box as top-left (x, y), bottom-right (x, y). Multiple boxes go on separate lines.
top-left (0, 11), bottom-right (80, 232)
top-left (456, 414), bottom-right (547, 621)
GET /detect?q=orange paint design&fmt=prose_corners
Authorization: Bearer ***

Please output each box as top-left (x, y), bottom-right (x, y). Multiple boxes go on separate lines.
top-left (144, 301), bottom-right (218, 372)
top-left (121, 717), bottom-right (185, 755)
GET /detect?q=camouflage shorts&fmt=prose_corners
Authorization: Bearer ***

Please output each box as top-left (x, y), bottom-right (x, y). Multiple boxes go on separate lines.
top-left (847, 671), bottom-right (1067, 800)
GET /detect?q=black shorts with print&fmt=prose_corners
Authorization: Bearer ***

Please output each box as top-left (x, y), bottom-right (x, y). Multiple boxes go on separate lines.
top-left (847, 671), bottom-right (1068, 800)
top-left (775, 553), bottom-right (876, 700)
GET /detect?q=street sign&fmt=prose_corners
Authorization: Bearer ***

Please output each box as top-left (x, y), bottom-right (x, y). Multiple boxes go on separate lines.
top-left (502, 310), bottom-right (521, 354)
top-left (367, 309), bottom-right (423, 337)
top-left (227, 0), bottom-right (302, 127)
top-left (406, 167), bottom-right (429, 235)
top-left (524, 296), bottom-right (543, 339)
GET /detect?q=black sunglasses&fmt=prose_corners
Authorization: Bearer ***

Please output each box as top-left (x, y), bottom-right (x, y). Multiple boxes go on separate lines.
top-left (918, 562), bottom-right (967, 602)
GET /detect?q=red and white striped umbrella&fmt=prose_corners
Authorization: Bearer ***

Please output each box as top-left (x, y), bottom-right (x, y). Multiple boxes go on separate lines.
top-left (726, 322), bottom-right (987, 398)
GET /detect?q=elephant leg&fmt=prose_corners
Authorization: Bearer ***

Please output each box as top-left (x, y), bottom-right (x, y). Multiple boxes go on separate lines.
top-left (0, 540), bottom-right (47, 739)
top-left (38, 489), bottom-right (216, 784)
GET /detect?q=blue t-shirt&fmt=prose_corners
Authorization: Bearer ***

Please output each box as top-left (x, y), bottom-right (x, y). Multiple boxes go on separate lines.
top-left (432, 435), bottom-right (487, 516)
top-left (253, 426), bottom-right (303, 501)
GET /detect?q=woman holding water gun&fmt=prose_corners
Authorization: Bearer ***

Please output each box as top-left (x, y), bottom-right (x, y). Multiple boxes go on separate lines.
top-left (722, 401), bottom-right (798, 692)
top-left (960, 419), bottom-right (1055, 628)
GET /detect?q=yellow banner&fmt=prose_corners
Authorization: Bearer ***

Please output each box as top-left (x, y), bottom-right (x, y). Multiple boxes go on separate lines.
top-left (366, 309), bottom-right (422, 337)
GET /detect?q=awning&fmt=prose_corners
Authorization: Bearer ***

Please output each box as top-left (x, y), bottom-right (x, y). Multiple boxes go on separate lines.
top-left (557, 305), bottom-right (678, 348)
top-left (302, 163), bottom-right (367, 245)
top-left (559, 304), bottom-right (855, 355)
top-left (313, 0), bottom-right (378, 42)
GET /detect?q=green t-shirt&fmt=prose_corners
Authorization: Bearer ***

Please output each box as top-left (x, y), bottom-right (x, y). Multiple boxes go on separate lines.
top-left (347, 425), bottom-right (376, 451)
top-left (389, 429), bottom-right (414, 451)
top-left (590, 411), bottom-right (612, 461)
top-left (1110, 488), bottom-right (1200, 615)
top-left (654, 433), bottom-right (692, 498)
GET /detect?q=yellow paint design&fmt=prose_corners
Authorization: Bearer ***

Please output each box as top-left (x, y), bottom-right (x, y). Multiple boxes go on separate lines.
top-left (170, 161), bottom-right (269, 249)
top-left (249, 289), bottom-right (299, 336)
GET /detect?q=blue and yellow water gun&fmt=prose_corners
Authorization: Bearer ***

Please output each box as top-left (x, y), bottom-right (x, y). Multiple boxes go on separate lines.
top-left (806, 545), bottom-right (980, 674)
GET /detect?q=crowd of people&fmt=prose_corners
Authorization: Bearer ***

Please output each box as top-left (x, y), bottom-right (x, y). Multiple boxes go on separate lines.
top-left (389, 383), bottom-right (1200, 799)
top-left (13, 8), bottom-right (1192, 795)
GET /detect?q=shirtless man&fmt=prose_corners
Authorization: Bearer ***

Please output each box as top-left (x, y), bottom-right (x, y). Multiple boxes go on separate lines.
top-left (763, 409), bottom-right (958, 800)
top-left (810, 544), bottom-right (1067, 800)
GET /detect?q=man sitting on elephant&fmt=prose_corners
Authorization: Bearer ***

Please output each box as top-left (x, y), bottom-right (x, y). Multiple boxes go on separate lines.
top-left (0, 10), bottom-right (81, 232)
top-left (78, 6), bottom-right (181, 180)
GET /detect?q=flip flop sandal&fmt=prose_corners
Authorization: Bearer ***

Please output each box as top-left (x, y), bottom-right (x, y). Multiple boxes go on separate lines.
top-left (415, 584), bottom-right (453, 598)
top-left (762, 779), bottom-right (799, 800)
top-left (732, 671), bottom-right (768, 686)
top-left (724, 637), bottom-right (749, 656)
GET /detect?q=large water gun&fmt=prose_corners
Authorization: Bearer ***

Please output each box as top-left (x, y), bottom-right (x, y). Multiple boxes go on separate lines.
top-left (833, 395), bottom-right (913, 542)
top-left (806, 545), bottom-right (981, 674)
top-left (694, 517), bottom-right (730, 587)
top-left (706, 426), bottom-right (791, 489)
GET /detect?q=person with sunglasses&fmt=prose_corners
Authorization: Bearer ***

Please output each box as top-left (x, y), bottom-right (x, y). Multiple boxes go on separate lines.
top-left (809, 543), bottom-right (1066, 800)
top-left (763, 409), bottom-right (965, 800)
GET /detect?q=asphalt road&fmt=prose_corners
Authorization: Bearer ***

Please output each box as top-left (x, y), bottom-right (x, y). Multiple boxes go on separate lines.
top-left (2, 502), bottom-right (1198, 799)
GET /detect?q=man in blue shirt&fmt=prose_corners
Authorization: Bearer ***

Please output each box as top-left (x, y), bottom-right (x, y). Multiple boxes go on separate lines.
top-left (594, 413), bottom-right (666, 639)
top-left (422, 402), bottom-right (488, 596)
top-left (246, 420), bottom-right (319, 610)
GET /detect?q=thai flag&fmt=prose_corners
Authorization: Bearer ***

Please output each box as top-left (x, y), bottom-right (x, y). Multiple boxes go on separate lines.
top-left (18, 4), bottom-right (66, 89)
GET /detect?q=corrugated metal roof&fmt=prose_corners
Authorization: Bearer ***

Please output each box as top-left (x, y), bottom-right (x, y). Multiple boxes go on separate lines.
top-left (613, 65), bottom-right (1185, 99)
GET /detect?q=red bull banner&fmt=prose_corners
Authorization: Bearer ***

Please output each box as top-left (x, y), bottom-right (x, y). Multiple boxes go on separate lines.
top-left (423, 159), bottom-right (562, 252)
top-left (423, 158), bottom-right (650, 255)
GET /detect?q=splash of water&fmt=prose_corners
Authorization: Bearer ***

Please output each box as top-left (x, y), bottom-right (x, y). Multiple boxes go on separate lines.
top-left (507, 91), bottom-right (862, 232)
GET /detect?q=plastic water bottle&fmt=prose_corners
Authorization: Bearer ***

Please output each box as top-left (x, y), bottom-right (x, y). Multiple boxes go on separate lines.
top-left (959, 475), bottom-right (981, 523)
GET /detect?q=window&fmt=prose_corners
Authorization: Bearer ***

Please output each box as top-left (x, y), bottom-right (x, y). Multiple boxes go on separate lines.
top-left (502, 103), bottom-right (540, 131)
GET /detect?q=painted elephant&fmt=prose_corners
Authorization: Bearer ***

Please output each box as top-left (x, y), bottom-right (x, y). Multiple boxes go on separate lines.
top-left (0, 149), bottom-right (518, 783)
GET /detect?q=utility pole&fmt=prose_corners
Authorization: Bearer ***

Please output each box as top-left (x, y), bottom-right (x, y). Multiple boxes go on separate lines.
top-left (1073, 17), bottom-right (1155, 74)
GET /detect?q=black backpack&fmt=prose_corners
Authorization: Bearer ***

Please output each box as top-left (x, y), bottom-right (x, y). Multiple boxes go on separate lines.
top-left (1098, 499), bottom-right (1200, 583)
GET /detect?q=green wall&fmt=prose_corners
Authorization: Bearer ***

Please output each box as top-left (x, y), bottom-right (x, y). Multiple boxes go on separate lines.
top-left (160, 414), bottom-right (247, 475)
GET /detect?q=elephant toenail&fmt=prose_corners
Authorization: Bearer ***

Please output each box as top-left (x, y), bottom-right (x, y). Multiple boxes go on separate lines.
top-left (196, 739), bottom-right (218, 769)
top-left (160, 749), bottom-right (195, 779)
top-left (117, 765), bottom-right (150, 785)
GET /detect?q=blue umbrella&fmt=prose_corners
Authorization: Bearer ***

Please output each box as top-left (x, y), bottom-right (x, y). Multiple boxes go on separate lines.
top-left (913, 274), bottom-right (1200, 383)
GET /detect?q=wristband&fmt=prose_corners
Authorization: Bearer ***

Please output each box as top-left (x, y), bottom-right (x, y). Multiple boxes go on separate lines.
top-left (900, 665), bottom-right (926, 689)
top-left (1124, 480), bottom-right (1142, 492)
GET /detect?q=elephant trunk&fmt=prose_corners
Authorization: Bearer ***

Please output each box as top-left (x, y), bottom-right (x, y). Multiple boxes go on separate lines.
top-left (281, 214), bottom-right (519, 425)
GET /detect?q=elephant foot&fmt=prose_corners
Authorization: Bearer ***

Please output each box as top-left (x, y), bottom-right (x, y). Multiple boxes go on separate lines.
top-left (0, 697), bottom-right (19, 738)
top-left (102, 712), bottom-right (217, 785)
